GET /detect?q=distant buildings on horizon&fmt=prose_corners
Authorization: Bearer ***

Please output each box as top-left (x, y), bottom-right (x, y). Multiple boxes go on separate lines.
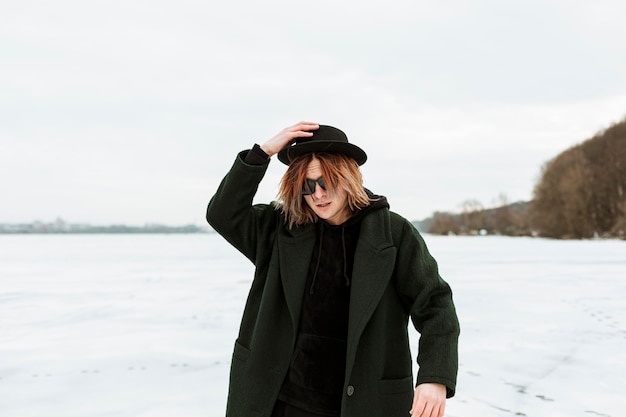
top-left (0, 218), bottom-right (211, 234)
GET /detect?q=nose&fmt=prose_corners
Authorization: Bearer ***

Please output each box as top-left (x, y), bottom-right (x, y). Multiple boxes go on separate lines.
top-left (312, 183), bottom-right (326, 199)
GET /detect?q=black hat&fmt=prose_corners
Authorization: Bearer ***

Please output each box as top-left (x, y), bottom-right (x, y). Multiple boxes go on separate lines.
top-left (277, 125), bottom-right (367, 165)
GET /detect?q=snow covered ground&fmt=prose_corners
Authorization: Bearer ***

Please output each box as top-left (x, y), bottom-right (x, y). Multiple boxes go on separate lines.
top-left (0, 234), bottom-right (624, 416)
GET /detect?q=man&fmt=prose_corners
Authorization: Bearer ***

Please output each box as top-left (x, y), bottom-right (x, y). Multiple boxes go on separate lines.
top-left (207, 122), bottom-right (460, 417)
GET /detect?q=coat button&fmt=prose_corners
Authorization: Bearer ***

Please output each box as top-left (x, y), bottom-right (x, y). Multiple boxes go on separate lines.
top-left (346, 385), bottom-right (355, 396)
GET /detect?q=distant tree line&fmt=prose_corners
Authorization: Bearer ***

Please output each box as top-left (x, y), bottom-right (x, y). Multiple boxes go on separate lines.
top-left (417, 197), bottom-right (532, 237)
top-left (419, 116), bottom-right (626, 239)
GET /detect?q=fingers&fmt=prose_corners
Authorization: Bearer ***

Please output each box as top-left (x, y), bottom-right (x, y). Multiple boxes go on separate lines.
top-left (436, 402), bottom-right (445, 417)
top-left (290, 121), bottom-right (319, 129)
top-left (409, 389), bottom-right (424, 416)
top-left (409, 398), bottom-right (428, 417)
top-left (279, 121), bottom-right (319, 147)
top-left (286, 121), bottom-right (319, 137)
top-left (261, 121), bottom-right (319, 157)
top-left (410, 402), bottom-right (443, 417)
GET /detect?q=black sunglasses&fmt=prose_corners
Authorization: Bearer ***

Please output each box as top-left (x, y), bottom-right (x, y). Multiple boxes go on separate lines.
top-left (301, 177), bottom-right (327, 195)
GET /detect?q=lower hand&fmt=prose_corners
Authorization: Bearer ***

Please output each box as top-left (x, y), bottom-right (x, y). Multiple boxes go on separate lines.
top-left (409, 383), bottom-right (447, 417)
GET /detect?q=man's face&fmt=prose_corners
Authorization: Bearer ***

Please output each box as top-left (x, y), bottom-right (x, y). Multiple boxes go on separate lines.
top-left (303, 157), bottom-right (351, 225)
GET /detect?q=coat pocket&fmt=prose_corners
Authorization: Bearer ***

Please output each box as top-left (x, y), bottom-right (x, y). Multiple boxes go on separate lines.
top-left (226, 341), bottom-right (252, 417)
top-left (377, 376), bottom-right (413, 417)
top-left (233, 340), bottom-right (251, 363)
top-left (378, 376), bottom-right (413, 394)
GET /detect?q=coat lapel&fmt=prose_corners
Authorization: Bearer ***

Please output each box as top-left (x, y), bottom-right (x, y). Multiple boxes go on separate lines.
top-left (277, 225), bottom-right (316, 336)
top-left (346, 209), bottom-right (397, 367)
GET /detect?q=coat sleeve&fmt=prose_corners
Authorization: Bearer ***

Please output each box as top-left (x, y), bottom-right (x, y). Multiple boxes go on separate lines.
top-left (392, 214), bottom-right (460, 398)
top-left (206, 150), bottom-right (279, 264)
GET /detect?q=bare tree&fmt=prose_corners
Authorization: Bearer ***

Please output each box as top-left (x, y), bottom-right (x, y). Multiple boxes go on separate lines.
top-left (531, 116), bottom-right (626, 238)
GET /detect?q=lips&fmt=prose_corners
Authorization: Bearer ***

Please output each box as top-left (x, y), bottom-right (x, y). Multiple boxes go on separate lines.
top-left (317, 202), bottom-right (330, 207)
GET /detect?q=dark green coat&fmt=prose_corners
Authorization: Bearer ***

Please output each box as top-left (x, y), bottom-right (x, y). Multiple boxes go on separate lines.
top-left (207, 152), bottom-right (460, 417)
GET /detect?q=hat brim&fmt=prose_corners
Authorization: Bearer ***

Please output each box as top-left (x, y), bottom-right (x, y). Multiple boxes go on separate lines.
top-left (277, 141), bottom-right (367, 165)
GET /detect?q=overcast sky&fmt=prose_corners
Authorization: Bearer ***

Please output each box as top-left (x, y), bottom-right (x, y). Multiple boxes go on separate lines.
top-left (2, 0), bottom-right (626, 225)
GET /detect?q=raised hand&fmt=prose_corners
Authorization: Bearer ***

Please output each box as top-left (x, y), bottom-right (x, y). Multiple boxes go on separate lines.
top-left (260, 121), bottom-right (319, 157)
